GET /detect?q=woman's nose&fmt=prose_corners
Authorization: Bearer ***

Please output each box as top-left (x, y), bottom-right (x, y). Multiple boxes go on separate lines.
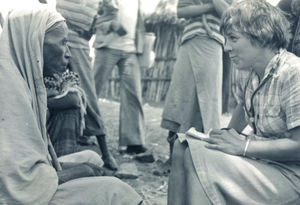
top-left (65, 46), bottom-right (71, 59)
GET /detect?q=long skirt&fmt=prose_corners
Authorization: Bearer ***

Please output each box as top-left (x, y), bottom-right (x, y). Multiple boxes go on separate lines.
top-left (161, 36), bottom-right (223, 134)
top-left (179, 135), bottom-right (300, 204)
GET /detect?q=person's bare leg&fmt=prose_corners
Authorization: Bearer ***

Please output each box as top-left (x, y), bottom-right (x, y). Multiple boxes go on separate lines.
top-left (166, 131), bottom-right (177, 165)
top-left (167, 139), bottom-right (186, 205)
top-left (96, 135), bottom-right (118, 171)
top-left (184, 147), bottom-right (211, 205)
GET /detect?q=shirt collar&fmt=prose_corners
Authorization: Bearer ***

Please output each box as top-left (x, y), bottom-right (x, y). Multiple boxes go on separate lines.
top-left (261, 48), bottom-right (286, 81)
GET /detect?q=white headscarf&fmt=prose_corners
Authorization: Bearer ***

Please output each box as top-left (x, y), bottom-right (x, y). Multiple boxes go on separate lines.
top-left (0, 5), bottom-right (64, 205)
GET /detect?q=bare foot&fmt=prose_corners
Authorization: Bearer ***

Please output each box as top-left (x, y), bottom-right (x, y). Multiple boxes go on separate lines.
top-left (102, 153), bottom-right (119, 171)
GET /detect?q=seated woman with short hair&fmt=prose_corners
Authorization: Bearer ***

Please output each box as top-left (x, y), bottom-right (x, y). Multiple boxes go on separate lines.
top-left (168, 1), bottom-right (300, 204)
top-left (0, 5), bottom-right (142, 204)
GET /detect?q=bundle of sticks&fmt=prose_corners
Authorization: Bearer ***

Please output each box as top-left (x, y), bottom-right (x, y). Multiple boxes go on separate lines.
top-left (142, 0), bottom-right (185, 102)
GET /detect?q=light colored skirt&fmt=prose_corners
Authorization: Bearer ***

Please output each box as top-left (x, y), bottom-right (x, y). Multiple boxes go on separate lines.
top-left (179, 135), bottom-right (300, 205)
top-left (161, 36), bottom-right (222, 133)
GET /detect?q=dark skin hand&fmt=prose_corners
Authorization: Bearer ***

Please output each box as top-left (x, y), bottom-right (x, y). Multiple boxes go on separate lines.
top-left (177, 0), bottom-right (230, 19)
top-left (177, 3), bottom-right (214, 18)
top-left (47, 92), bottom-right (81, 110)
top-left (212, 0), bottom-right (230, 16)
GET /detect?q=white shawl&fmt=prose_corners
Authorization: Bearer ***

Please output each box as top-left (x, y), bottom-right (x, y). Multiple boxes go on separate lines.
top-left (0, 5), bottom-right (64, 205)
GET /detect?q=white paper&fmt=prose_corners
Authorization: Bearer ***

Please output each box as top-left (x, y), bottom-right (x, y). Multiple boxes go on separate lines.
top-left (185, 127), bottom-right (209, 140)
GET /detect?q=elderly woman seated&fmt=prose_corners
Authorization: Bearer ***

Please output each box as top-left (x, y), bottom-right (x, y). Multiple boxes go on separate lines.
top-left (168, 0), bottom-right (300, 204)
top-left (45, 68), bottom-right (88, 157)
top-left (0, 5), bottom-right (142, 204)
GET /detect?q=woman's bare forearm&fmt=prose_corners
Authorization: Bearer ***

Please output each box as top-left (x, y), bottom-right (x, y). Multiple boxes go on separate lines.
top-left (177, 3), bottom-right (214, 18)
top-left (245, 126), bottom-right (300, 162)
top-left (47, 93), bottom-right (81, 110)
top-left (246, 137), bottom-right (300, 162)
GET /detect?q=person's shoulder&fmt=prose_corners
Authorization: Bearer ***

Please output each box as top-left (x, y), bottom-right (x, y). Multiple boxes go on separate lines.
top-left (277, 51), bottom-right (300, 80)
top-left (283, 51), bottom-right (300, 69)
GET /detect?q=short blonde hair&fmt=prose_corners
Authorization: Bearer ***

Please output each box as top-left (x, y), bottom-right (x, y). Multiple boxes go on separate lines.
top-left (220, 0), bottom-right (291, 50)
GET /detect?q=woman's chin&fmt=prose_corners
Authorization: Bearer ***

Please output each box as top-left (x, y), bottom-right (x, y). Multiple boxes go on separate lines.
top-left (232, 62), bottom-right (251, 72)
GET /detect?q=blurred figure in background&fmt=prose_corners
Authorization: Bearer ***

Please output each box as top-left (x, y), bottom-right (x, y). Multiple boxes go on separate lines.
top-left (278, 0), bottom-right (300, 57)
top-left (93, 0), bottom-right (147, 155)
top-left (0, 12), bottom-right (3, 33)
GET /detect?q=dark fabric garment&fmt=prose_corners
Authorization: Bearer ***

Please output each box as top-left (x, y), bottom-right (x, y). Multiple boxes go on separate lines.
top-left (293, 20), bottom-right (300, 56)
top-left (47, 108), bottom-right (81, 157)
top-left (278, 0), bottom-right (300, 56)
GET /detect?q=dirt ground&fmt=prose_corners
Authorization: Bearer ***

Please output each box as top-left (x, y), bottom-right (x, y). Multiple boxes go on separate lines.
top-left (97, 98), bottom-right (232, 205)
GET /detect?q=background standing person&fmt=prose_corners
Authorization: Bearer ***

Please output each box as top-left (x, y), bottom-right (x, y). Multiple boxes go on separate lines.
top-left (278, 0), bottom-right (300, 57)
top-left (93, 0), bottom-right (147, 154)
top-left (56, 0), bottom-right (118, 170)
top-left (0, 12), bottom-right (3, 33)
top-left (160, 0), bottom-right (229, 164)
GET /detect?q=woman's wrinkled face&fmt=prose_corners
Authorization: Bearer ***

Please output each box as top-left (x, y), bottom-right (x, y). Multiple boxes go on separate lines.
top-left (43, 22), bottom-right (70, 77)
top-left (224, 31), bottom-right (260, 71)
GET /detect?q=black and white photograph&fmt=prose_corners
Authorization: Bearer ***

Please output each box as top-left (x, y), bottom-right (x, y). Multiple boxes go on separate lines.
top-left (1, 0), bottom-right (300, 204)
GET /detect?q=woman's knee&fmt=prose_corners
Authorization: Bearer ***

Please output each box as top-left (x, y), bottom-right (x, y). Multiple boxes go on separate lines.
top-left (183, 147), bottom-right (195, 173)
top-left (81, 150), bottom-right (104, 166)
top-left (101, 176), bottom-right (122, 185)
top-left (59, 150), bottom-right (104, 167)
top-left (100, 177), bottom-right (138, 194)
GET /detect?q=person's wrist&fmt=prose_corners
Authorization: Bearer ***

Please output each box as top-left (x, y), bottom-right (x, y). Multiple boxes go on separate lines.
top-left (243, 138), bottom-right (251, 157)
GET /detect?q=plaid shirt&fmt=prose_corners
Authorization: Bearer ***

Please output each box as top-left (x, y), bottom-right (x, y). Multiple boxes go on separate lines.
top-left (236, 50), bottom-right (300, 138)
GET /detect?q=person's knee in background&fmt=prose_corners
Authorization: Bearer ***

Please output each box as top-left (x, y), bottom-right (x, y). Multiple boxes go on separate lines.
top-left (58, 150), bottom-right (104, 167)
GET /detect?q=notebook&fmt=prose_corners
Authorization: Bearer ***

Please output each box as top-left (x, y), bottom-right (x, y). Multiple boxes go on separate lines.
top-left (185, 127), bottom-right (210, 140)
